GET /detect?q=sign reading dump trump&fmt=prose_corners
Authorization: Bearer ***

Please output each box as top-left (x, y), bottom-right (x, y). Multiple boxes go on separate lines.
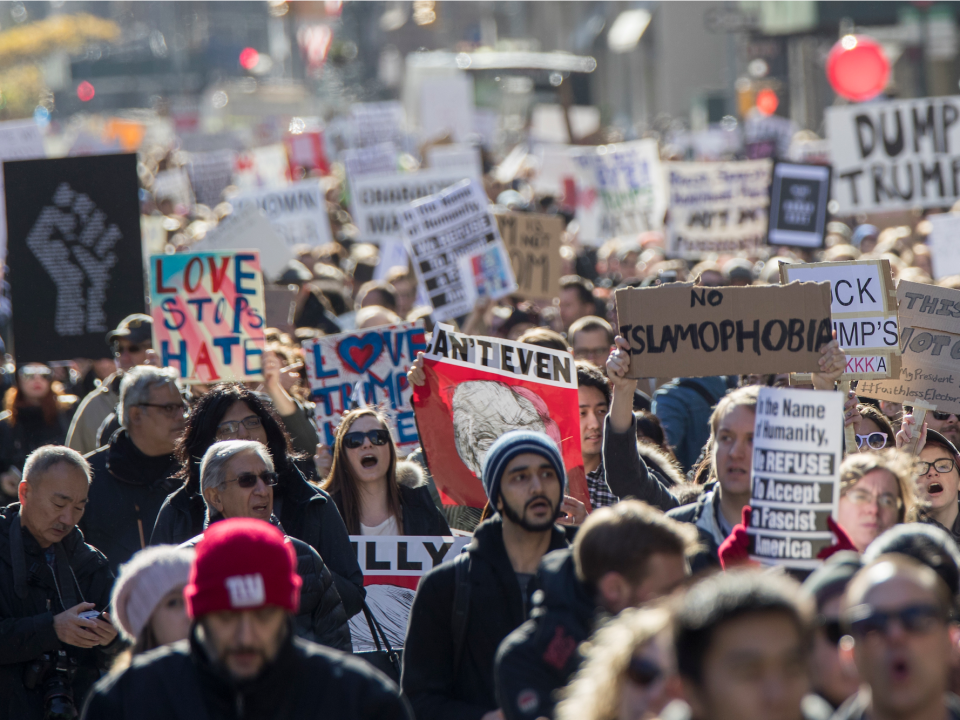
top-left (413, 323), bottom-right (589, 511)
top-left (748, 386), bottom-right (843, 571)
top-left (150, 250), bottom-right (266, 383)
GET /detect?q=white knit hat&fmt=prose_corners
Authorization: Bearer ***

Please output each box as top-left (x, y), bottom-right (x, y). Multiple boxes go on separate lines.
top-left (110, 545), bottom-right (194, 642)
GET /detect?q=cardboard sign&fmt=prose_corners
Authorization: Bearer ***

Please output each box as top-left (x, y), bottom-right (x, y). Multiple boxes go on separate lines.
top-left (150, 250), bottom-right (266, 383)
top-left (412, 323), bottom-right (590, 510)
top-left (302, 321), bottom-right (427, 453)
top-left (191, 204), bottom-right (293, 282)
top-left (232, 180), bottom-right (333, 249)
top-left (615, 282), bottom-right (833, 379)
top-left (767, 162), bottom-right (831, 248)
top-left (927, 213), bottom-right (960, 279)
top-left (0, 119), bottom-right (46, 258)
top-left (747, 386), bottom-right (843, 570)
top-left (826, 96), bottom-right (960, 214)
top-left (781, 260), bottom-right (900, 380)
top-left (343, 142), bottom-right (397, 181)
top-left (858, 281), bottom-right (960, 414)
top-left (495, 212), bottom-right (565, 300)
top-left (5, 154), bottom-right (145, 362)
top-left (263, 285), bottom-right (298, 334)
top-left (665, 160), bottom-right (771, 258)
top-left (572, 139), bottom-right (666, 237)
top-left (400, 179), bottom-right (517, 322)
top-left (187, 149), bottom-right (236, 208)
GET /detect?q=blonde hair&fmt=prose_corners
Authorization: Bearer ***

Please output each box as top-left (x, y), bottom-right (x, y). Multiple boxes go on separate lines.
top-left (839, 449), bottom-right (918, 523)
top-left (691, 385), bottom-right (759, 485)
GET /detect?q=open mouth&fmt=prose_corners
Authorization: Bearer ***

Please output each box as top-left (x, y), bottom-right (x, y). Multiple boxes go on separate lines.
top-left (360, 455), bottom-right (378, 468)
top-left (891, 658), bottom-right (910, 682)
top-left (929, 482), bottom-right (944, 495)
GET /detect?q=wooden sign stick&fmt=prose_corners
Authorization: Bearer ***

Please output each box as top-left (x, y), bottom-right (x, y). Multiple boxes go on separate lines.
top-left (840, 380), bottom-right (857, 455)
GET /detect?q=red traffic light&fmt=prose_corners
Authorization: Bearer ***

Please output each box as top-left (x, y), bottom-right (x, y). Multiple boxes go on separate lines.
top-left (826, 35), bottom-right (890, 102)
top-left (77, 81), bottom-right (95, 102)
top-left (756, 88), bottom-right (779, 116)
top-left (239, 47), bottom-right (260, 71)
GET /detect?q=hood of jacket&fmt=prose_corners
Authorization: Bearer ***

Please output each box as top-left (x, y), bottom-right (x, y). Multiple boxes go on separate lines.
top-left (668, 481), bottom-right (726, 545)
top-left (637, 443), bottom-right (685, 488)
top-left (397, 460), bottom-right (426, 489)
top-left (530, 548), bottom-right (597, 625)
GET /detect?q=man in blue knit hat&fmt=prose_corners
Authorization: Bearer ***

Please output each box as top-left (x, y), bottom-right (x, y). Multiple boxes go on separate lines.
top-left (402, 430), bottom-right (570, 720)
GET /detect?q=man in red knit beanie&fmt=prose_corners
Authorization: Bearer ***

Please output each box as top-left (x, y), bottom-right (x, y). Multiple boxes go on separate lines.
top-left (81, 518), bottom-right (411, 719)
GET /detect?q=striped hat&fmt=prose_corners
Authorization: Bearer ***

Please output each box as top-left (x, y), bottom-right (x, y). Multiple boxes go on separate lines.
top-left (481, 430), bottom-right (566, 505)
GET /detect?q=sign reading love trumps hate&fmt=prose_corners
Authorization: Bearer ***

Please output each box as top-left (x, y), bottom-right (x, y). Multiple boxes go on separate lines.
top-left (150, 251), bottom-right (266, 383)
top-left (302, 322), bottom-right (427, 452)
top-left (748, 387), bottom-right (843, 570)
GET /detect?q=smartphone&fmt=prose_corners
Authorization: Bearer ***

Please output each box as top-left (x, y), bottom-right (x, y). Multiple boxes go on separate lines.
top-left (78, 610), bottom-right (105, 621)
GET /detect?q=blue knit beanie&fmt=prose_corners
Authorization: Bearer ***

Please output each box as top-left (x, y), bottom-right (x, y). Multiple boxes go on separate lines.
top-left (481, 430), bottom-right (566, 506)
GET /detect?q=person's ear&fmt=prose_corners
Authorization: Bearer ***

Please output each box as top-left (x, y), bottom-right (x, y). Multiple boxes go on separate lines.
top-left (17, 480), bottom-right (28, 507)
top-left (203, 487), bottom-right (224, 514)
top-left (597, 572), bottom-right (629, 614)
top-left (128, 406), bottom-right (142, 430)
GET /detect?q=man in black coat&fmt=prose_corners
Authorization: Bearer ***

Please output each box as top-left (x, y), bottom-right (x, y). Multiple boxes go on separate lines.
top-left (402, 430), bottom-right (570, 720)
top-left (82, 518), bottom-right (410, 720)
top-left (81, 366), bottom-right (184, 573)
top-left (0, 446), bottom-right (120, 720)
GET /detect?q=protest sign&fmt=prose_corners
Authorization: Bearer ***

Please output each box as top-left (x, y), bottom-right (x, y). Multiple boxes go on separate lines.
top-left (152, 168), bottom-right (194, 209)
top-left (232, 180), bottom-right (333, 248)
top-left (285, 130), bottom-right (329, 175)
top-left (419, 74), bottom-right (475, 143)
top-left (302, 321), bottom-right (427, 453)
top-left (767, 162), bottom-right (831, 248)
top-left (615, 282), bottom-right (833, 379)
top-left (858, 281), bottom-right (960, 415)
top-left (234, 144), bottom-right (289, 190)
top-left (263, 285), bottom-right (298, 334)
top-left (350, 101), bottom-right (405, 148)
top-left (743, 113), bottom-right (795, 160)
top-left (150, 250), bottom-right (266, 383)
top-left (747, 386), bottom-right (843, 570)
top-left (348, 535), bottom-right (470, 651)
top-left (665, 160), bottom-right (771, 258)
top-left (781, 260), bottom-right (900, 380)
top-left (412, 323), bottom-right (590, 510)
top-left (5, 154), bottom-right (144, 362)
top-left (495, 212), bottom-right (565, 300)
top-left (190, 204), bottom-right (293, 281)
top-left (826, 96), bottom-right (960, 214)
top-left (426, 143), bottom-right (483, 179)
top-left (343, 142), bottom-right (397, 181)
top-left (927, 213), bottom-right (960, 279)
top-left (400, 180), bottom-right (517, 322)
top-left (572, 139), bottom-right (666, 238)
top-left (0, 119), bottom-right (46, 259)
top-left (187, 149), bottom-right (236, 208)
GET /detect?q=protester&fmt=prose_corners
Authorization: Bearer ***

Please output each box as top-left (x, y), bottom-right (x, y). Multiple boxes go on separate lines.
top-left (927, 410), bottom-right (960, 447)
top-left (569, 316), bottom-right (615, 370)
top-left (81, 518), bottom-right (411, 720)
top-left (496, 501), bottom-right (696, 720)
top-left (576, 361), bottom-right (617, 509)
top-left (862, 523), bottom-right (960, 602)
top-left (402, 430), bottom-right (570, 720)
top-left (0, 446), bottom-right (119, 719)
top-left (80, 366), bottom-right (184, 573)
top-left (910, 430), bottom-right (960, 545)
top-left (558, 276), bottom-right (596, 331)
top-left (185, 440), bottom-right (351, 651)
top-left (150, 383), bottom-right (366, 618)
top-left (634, 411), bottom-right (685, 486)
top-left (259, 348), bottom-right (321, 457)
top-left (321, 408), bottom-right (450, 536)
top-left (652, 375), bottom-right (731, 474)
top-left (855, 404), bottom-right (896, 452)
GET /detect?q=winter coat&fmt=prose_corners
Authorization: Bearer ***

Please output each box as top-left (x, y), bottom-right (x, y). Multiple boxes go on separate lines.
top-left (0, 506), bottom-right (119, 720)
top-left (80, 430), bottom-right (181, 574)
top-left (495, 549), bottom-right (599, 720)
top-left (0, 399), bottom-right (76, 475)
top-left (66, 373), bottom-right (121, 456)
top-left (401, 517), bottom-right (569, 720)
top-left (666, 481), bottom-right (725, 572)
top-left (151, 460), bottom-right (366, 618)
top-left (637, 443), bottom-right (686, 489)
top-left (831, 692), bottom-right (960, 720)
top-left (601, 415), bottom-right (681, 513)
top-left (652, 376), bottom-right (730, 473)
top-left (81, 622), bottom-right (412, 720)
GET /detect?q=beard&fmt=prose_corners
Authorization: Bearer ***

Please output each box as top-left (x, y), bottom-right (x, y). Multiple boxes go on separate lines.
top-left (499, 494), bottom-right (558, 532)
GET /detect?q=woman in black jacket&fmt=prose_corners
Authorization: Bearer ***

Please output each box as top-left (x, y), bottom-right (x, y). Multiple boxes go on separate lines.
top-left (150, 383), bottom-right (365, 617)
top-left (322, 408), bottom-right (450, 536)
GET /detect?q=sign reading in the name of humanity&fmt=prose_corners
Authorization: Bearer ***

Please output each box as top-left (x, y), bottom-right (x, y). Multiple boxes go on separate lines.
top-left (826, 96), bottom-right (960, 214)
top-left (495, 212), bottom-right (565, 300)
top-left (413, 323), bottom-right (590, 511)
top-left (859, 281), bottom-right (960, 415)
top-left (615, 282), bottom-right (833, 379)
top-left (150, 250), bottom-right (266, 383)
top-left (232, 180), bottom-right (333, 248)
top-left (665, 160), bottom-right (771, 259)
top-left (767, 162), bottom-right (832, 248)
top-left (781, 260), bottom-right (901, 380)
top-left (748, 386), bottom-right (843, 570)
top-left (302, 321), bottom-right (427, 453)
top-left (927, 213), bottom-right (960, 279)
top-left (400, 179), bottom-right (517, 322)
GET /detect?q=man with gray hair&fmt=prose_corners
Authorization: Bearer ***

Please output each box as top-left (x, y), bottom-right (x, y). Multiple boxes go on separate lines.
top-left (0, 445), bottom-right (120, 719)
top-left (80, 366), bottom-right (185, 573)
top-left (182, 440), bottom-right (351, 651)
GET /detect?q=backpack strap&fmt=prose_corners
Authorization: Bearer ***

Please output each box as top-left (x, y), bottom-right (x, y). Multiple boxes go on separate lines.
top-left (450, 551), bottom-right (472, 676)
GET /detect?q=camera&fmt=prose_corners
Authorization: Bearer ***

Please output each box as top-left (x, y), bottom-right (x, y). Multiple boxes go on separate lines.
top-left (23, 650), bottom-right (79, 720)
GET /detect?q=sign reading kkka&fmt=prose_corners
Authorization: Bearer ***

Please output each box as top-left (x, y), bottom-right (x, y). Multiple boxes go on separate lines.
top-left (615, 282), bottom-right (833, 379)
top-left (666, 160), bottom-right (771, 258)
top-left (781, 260), bottom-right (900, 380)
top-left (826, 96), bottom-right (960, 214)
top-left (748, 386), bottom-right (843, 570)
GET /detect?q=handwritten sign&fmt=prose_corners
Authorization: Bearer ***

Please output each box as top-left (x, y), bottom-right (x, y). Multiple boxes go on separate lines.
top-left (302, 322), bottom-right (427, 453)
top-left (232, 180), bottom-right (333, 248)
top-left (748, 386), bottom-right (843, 570)
top-left (495, 212), bottom-right (565, 300)
top-left (343, 142), bottom-right (397, 181)
top-left (150, 250), bottom-right (266, 383)
top-left (350, 101), bottom-right (405, 149)
top-left (767, 162), bottom-right (831, 248)
top-left (927, 213), bottom-right (960, 279)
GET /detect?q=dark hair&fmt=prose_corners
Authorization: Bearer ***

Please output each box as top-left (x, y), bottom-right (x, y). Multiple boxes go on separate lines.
top-left (862, 523), bottom-right (960, 599)
top-left (559, 275), bottom-right (595, 307)
top-left (576, 361), bottom-right (610, 407)
top-left (635, 411), bottom-right (666, 449)
top-left (675, 570), bottom-right (812, 686)
top-left (569, 315), bottom-right (614, 346)
top-left (175, 383), bottom-right (298, 494)
top-left (5, 366), bottom-right (60, 427)
top-left (857, 403), bottom-right (895, 447)
top-left (356, 280), bottom-right (398, 312)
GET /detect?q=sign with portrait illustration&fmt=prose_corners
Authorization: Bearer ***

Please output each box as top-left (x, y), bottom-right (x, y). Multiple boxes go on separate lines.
top-left (767, 162), bottom-right (831, 248)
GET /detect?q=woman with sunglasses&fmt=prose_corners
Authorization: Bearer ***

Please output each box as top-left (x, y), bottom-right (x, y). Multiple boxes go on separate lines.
top-left (150, 383), bottom-right (365, 617)
top-left (321, 408), bottom-right (450, 536)
top-left (854, 404), bottom-right (895, 453)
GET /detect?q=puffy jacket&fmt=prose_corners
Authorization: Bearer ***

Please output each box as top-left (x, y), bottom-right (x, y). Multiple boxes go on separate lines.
top-left (151, 460), bottom-right (366, 618)
top-left (496, 549), bottom-right (599, 720)
top-left (666, 482), bottom-right (725, 572)
top-left (80, 430), bottom-right (181, 574)
top-left (0, 506), bottom-right (120, 720)
top-left (81, 622), bottom-right (412, 720)
top-left (601, 415), bottom-right (681, 513)
top-left (66, 373), bottom-right (121, 456)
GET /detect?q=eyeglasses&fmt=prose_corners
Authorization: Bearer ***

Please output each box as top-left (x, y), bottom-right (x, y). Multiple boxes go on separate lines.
top-left (843, 487), bottom-right (901, 510)
top-left (918, 458), bottom-right (957, 476)
top-left (223, 471), bottom-right (278, 489)
top-left (138, 402), bottom-right (186, 418)
top-left (818, 615), bottom-right (845, 645)
top-left (624, 656), bottom-right (664, 687)
top-left (932, 411), bottom-right (959, 421)
top-left (113, 342), bottom-right (146, 356)
top-left (18, 366), bottom-right (51, 380)
top-left (216, 415), bottom-right (262, 439)
top-left (844, 603), bottom-right (945, 638)
top-left (343, 429), bottom-right (391, 449)
top-left (855, 432), bottom-right (888, 450)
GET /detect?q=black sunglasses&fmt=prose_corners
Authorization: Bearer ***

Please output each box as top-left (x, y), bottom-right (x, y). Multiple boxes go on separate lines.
top-left (845, 603), bottom-right (944, 637)
top-left (343, 429), bottom-right (391, 450)
top-left (932, 411), bottom-right (958, 421)
top-left (113, 342), bottom-right (146, 355)
top-left (818, 615), bottom-right (845, 645)
top-left (625, 656), bottom-right (663, 687)
top-left (224, 471), bottom-right (278, 489)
